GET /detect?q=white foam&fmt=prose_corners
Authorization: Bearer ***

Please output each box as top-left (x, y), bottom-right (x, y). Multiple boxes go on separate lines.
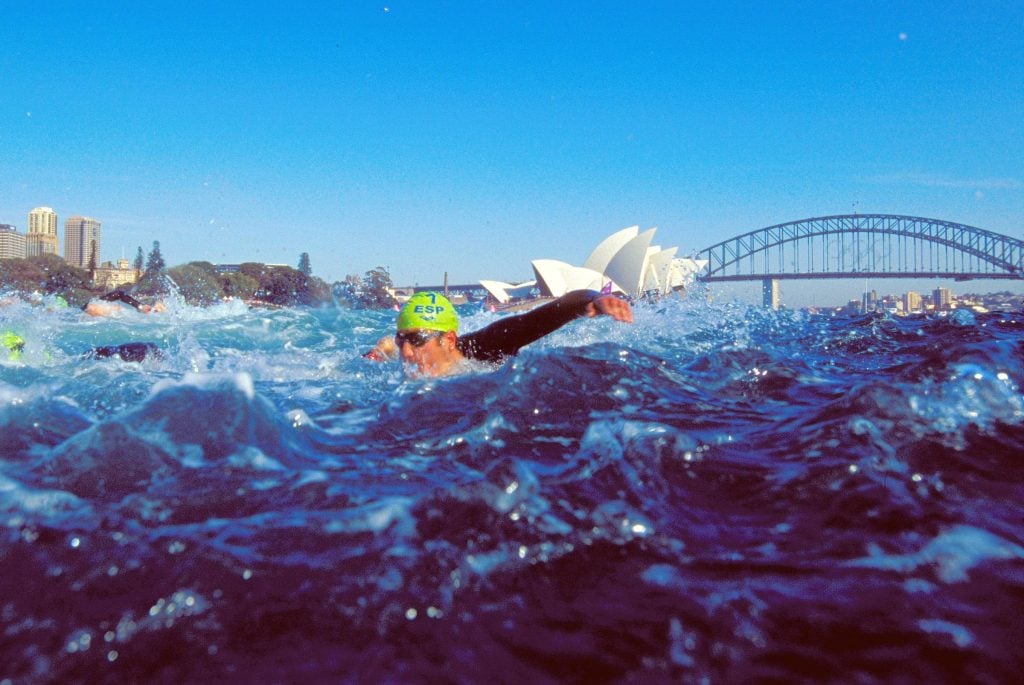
top-left (847, 525), bottom-right (1024, 582)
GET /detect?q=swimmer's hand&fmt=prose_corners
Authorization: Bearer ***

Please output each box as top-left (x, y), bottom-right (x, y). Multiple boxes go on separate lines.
top-left (363, 335), bottom-right (398, 361)
top-left (584, 295), bottom-right (633, 323)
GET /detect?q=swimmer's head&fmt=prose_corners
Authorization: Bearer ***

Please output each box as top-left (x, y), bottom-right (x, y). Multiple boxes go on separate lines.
top-left (2, 331), bottom-right (25, 361)
top-left (396, 292), bottom-right (458, 333)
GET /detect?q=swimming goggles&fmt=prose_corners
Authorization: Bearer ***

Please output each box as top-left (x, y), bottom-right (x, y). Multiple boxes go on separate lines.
top-left (395, 330), bottom-right (443, 348)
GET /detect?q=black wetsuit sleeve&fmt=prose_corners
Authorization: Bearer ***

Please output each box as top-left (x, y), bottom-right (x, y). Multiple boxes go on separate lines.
top-left (457, 290), bottom-right (602, 363)
top-left (98, 291), bottom-right (143, 310)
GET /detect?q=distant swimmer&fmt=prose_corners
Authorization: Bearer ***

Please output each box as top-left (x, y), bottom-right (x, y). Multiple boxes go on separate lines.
top-left (366, 290), bottom-right (633, 377)
top-left (83, 342), bottom-right (163, 362)
top-left (2, 331), bottom-right (26, 361)
top-left (2, 329), bottom-right (161, 363)
top-left (83, 290), bottom-right (166, 317)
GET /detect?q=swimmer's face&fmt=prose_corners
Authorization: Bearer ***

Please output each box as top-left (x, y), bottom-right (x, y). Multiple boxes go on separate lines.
top-left (396, 329), bottom-right (459, 376)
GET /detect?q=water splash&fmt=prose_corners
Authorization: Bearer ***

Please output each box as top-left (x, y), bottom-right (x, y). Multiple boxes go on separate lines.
top-left (2, 298), bottom-right (1023, 681)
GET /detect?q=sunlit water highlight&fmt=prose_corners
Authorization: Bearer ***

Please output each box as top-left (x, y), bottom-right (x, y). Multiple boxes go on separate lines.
top-left (2, 294), bottom-right (1023, 682)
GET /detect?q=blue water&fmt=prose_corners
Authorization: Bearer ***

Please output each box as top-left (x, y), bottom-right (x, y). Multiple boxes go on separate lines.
top-left (2, 294), bottom-right (1023, 682)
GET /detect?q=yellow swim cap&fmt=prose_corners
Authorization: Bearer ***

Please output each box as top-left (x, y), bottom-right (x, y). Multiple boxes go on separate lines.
top-left (396, 292), bottom-right (459, 333)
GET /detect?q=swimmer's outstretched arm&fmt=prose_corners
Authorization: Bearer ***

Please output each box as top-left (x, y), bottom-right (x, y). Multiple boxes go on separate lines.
top-left (459, 290), bottom-right (632, 362)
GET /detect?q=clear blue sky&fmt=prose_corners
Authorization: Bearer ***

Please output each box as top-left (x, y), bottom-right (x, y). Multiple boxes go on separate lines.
top-left (2, 1), bottom-right (1022, 306)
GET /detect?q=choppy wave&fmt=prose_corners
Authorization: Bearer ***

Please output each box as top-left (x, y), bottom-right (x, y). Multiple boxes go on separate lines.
top-left (2, 295), bottom-right (1023, 682)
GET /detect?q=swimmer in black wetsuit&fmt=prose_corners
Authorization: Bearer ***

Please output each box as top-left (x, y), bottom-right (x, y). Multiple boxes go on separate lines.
top-left (83, 342), bottom-right (163, 362)
top-left (368, 290), bottom-right (633, 376)
top-left (83, 290), bottom-right (166, 316)
top-left (2, 329), bottom-right (161, 363)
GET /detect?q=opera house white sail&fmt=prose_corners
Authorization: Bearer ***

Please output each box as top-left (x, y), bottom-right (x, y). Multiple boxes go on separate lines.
top-left (583, 225), bottom-right (640, 274)
top-left (483, 225), bottom-right (708, 300)
top-left (479, 279), bottom-right (537, 304)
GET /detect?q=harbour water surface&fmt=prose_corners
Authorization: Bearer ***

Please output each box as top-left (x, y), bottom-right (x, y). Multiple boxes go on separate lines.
top-left (2, 294), bottom-right (1023, 682)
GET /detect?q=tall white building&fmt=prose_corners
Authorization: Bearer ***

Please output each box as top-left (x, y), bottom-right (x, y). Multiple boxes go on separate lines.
top-left (0, 224), bottom-right (27, 259)
top-left (26, 207), bottom-right (59, 257)
top-left (64, 215), bottom-right (102, 269)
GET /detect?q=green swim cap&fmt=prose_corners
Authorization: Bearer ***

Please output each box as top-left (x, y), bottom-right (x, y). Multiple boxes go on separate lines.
top-left (2, 331), bottom-right (25, 361)
top-left (396, 292), bottom-right (459, 333)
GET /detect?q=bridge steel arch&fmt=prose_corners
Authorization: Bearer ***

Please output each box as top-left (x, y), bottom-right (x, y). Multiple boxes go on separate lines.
top-left (697, 214), bottom-right (1024, 284)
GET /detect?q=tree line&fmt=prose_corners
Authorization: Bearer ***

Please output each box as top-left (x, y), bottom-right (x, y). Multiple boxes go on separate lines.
top-left (0, 244), bottom-right (398, 309)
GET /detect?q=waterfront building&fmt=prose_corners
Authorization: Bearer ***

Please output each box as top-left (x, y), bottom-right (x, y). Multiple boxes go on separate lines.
top-left (93, 257), bottom-right (139, 290)
top-left (903, 291), bottom-right (923, 313)
top-left (932, 287), bottom-right (954, 311)
top-left (0, 224), bottom-right (27, 259)
top-left (26, 207), bottom-right (59, 257)
top-left (862, 289), bottom-right (879, 312)
top-left (64, 216), bottom-right (102, 269)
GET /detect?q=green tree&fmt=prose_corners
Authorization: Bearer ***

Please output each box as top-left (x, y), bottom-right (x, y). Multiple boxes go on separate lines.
top-left (145, 241), bottom-right (166, 274)
top-left (238, 262), bottom-right (267, 282)
top-left (357, 266), bottom-right (397, 308)
top-left (136, 240), bottom-right (168, 295)
top-left (254, 266), bottom-right (331, 306)
top-left (133, 246), bottom-right (144, 274)
top-left (332, 274), bottom-right (362, 306)
top-left (221, 271), bottom-right (260, 300)
top-left (0, 254), bottom-right (95, 305)
top-left (298, 252), bottom-right (312, 276)
top-left (167, 262), bottom-right (224, 305)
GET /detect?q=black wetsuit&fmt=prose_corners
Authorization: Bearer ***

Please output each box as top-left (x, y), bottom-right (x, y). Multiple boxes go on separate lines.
top-left (77, 292), bottom-right (161, 361)
top-left (81, 290), bottom-right (144, 311)
top-left (457, 290), bottom-right (604, 363)
top-left (84, 342), bottom-right (163, 362)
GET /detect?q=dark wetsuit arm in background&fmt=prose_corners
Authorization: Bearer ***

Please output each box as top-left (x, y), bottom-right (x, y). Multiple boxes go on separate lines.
top-left (97, 291), bottom-right (143, 310)
top-left (456, 290), bottom-right (601, 362)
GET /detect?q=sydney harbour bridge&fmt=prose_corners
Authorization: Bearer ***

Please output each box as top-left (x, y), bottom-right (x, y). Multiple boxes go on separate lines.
top-left (695, 214), bottom-right (1024, 307)
top-left (411, 214), bottom-right (1023, 308)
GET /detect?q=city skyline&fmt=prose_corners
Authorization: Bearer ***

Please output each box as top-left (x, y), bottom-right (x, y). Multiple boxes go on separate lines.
top-left (1, 198), bottom-right (1022, 309)
top-left (3, 3), bottom-right (1021, 308)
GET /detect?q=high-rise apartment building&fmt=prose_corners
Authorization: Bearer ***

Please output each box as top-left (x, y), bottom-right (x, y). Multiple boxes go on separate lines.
top-left (26, 207), bottom-right (59, 257)
top-left (64, 216), bottom-right (102, 269)
top-left (0, 224), bottom-right (27, 259)
top-left (862, 289), bottom-right (879, 312)
top-left (932, 287), bottom-right (954, 311)
top-left (903, 291), bottom-right (922, 313)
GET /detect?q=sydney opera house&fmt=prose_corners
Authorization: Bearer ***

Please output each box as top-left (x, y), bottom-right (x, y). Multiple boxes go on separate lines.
top-left (480, 226), bottom-right (708, 304)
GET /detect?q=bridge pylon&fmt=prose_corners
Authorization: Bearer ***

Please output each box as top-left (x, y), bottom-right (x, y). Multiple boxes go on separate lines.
top-left (763, 279), bottom-right (780, 309)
